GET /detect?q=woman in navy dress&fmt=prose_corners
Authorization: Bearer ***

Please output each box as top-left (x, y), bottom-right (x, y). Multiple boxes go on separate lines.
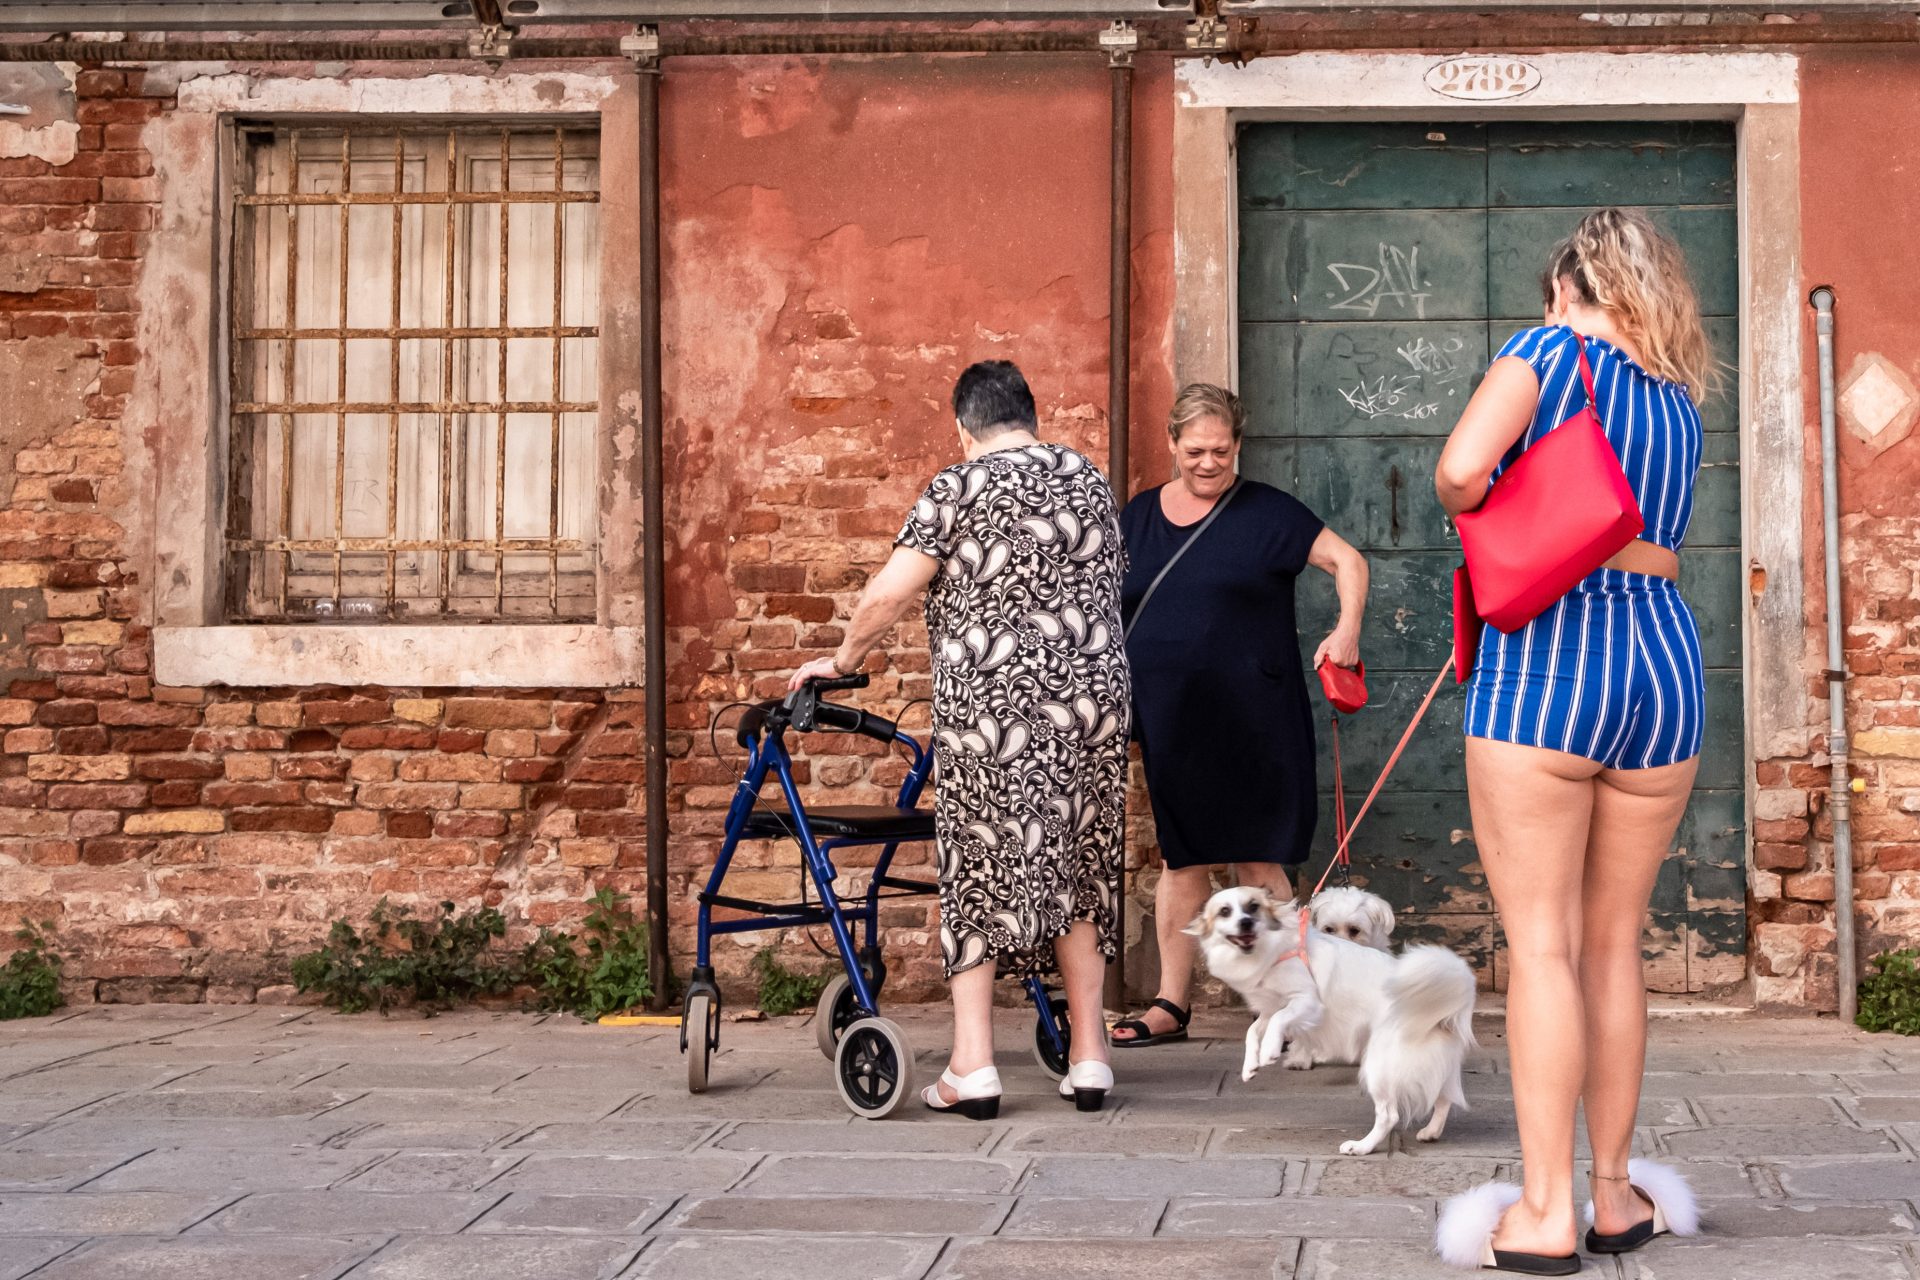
top-left (1109, 382), bottom-right (1370, 1048)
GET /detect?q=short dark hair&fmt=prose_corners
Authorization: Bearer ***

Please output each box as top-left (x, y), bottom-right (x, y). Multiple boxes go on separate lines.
top-left (951, 360), bottom-right (1038, 440)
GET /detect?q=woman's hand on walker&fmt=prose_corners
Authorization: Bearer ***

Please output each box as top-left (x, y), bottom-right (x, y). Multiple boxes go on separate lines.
top-left (788, 655), bottom-right (845, 692)
top-left (1313, 628), bottom-right (1361, 670)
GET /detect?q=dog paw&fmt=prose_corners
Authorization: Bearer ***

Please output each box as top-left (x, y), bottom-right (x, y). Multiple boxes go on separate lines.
top-left (1416, 1123), bottom-right (1445, 1142)
top-left (1283, 1049), bottom-right (1313, 1070)
top-left (1240, 1066), bottom-right (1260, 1083)
top-left (1338, 1140), bottom-right (1373, 1156)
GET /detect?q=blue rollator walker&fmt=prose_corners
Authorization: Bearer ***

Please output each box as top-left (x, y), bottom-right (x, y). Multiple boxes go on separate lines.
top-left (682, 672), bottom-right (1073, 1118)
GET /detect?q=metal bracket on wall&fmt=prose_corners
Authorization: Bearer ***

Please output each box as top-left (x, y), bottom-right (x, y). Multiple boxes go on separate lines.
top-left (467, 22), bottom-right (512, 63)
top-left (1185, 15), bottom-right (1230, 60)
top-left (621, 25), bottom-right (662, 70)
top-left (1100, 20), bottom-right (1139, 67)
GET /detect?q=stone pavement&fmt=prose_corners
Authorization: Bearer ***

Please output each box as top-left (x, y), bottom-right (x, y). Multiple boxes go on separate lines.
top-left (3, 1002), bottom-right (1920, 1279)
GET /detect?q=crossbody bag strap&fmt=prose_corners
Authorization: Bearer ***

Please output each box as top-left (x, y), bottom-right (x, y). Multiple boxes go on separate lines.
top-left (1123, 478), bottom-right (1243, 637)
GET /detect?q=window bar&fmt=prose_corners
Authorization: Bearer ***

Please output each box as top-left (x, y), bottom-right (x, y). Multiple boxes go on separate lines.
top-left (386, 133), bottom-right (404, 615)
top-left (439, 129), bottom-right (456, 617)
top-left (494, 128), bottom-right (510, 617)
top-left (279, 129), bottom-right (301, 618)
top-left (548, 127), bottom-right (565, 616)
top-left (333, 130), bottom-right (352, 613)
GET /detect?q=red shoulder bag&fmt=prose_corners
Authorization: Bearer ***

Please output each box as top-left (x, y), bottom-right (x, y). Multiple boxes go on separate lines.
top-left (1453, 335), bottom-right (1644, 682)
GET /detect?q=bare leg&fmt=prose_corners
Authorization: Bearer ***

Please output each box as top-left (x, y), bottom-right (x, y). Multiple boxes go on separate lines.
top-left (1235, 862), bottom-right (1295, 898)
top-left (1112, 862), bottom-right (1214, 1042)
top-left (1054, 920), bottom-right (1110, 1069)
top-left (1467, 736), bottom-right (1601, 1259)
top-left (1582, 757), bottom-right (1697, 1235)
top-left (934, 959), bottom-right (996, 1104)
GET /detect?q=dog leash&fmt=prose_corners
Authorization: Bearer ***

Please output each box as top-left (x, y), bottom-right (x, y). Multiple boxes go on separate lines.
top-left (1308, 647), bottom-right (1457, 900)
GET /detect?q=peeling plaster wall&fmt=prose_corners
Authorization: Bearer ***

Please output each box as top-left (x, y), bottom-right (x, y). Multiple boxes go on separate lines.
top-left (1756, 48), bottom-right (1920, 1009)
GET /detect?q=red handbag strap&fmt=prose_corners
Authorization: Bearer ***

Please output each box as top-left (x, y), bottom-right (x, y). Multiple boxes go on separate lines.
top-left (1572, 331), bottom-right (1599, 405)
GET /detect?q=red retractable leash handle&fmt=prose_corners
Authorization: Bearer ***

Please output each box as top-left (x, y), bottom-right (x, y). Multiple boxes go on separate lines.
top-left (1308, 647), bottom-right (1457, 901)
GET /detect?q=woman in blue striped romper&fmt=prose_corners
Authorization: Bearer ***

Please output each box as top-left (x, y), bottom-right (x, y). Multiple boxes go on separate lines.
top-left (1432, 210), bottom-right (1713, 1276)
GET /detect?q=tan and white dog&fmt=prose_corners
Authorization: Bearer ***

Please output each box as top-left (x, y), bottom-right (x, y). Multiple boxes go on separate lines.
top-left (1189, 885), bottom-right (1478, 1155)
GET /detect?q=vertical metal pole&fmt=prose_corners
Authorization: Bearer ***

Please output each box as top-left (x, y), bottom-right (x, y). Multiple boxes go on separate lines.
top-left (1812, 287), bottom-right (1857, 1021)
top-left (1105, 46), bottom-right (1133, 1012)
top-left (639, 60), bottom-right (672, 1009)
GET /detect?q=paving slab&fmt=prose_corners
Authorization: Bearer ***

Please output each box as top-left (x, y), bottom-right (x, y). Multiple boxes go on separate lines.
top-left (1020, 1155), bottom-right (1287, 1198)
top-left (627, 1234), bottom-right (942, 1279)
top-left (10, 1118), bottom-right (362, 1151)
top-left (1003, 1124), bottom-right (1209, 1155)
top-left (1161, 1196), bottom-right (1432, 1240)
top-left (0, 1192), bottom-right (232, 1235)
top-left (668, 1192), bottom-right (1009, 1235)
top-left (467, 1191), bottom-right (676, 1234)
top-left (347, 1234), bottom-right (639, 1279)
top-left (1845, 1095), bottom-right (1920, 1123)
top-left (1693, 1094), bottom-right (1847, 1126)
top-left (491, 1153), bottom-right (755, 1194)
top-left (1209, 1125), bottom-right (1382, 1157)
top-left (30, 1234), bottom-right (383, 1280)
top-left (325, 1090), bottom-right (640, 1122)
top-left (84, 1147), bottom-right (376, 1193)
top-left (1769, 1158), bottom-right (1920, 1200)
top-left (936, 1237), bottom-right (1298, 1279)
top-left (343, 1152), bottom-right (526, 1191)
top-left (0, 1236), bottom-right (82, 1280)
top-left (331, 1120), bottom-right (527, 1150)
top-left (1688, 1198), bottom-right (1919, 1237)
top-left (997, 1195), bottom-right (1165, 1237)
top-left (1622, 1237), bottom-right (1915, 1280)
top-left (1305, 1156), bottom-right (1509, 1199)
top-left (1299, 1239), bottom-right (1530, 1280)
top-left (710, 1120), bottom-right (996, 1154)
top-left (193, 1190), bottom-right (501, 1235)
top-left (1658, 1123), bottom-right (1903, 1158)
top-left (76, 1090), bottom-right (361, 1121)
top-left (0, 1150), bottom-right (139, 1191)
top-left (743, 1154), bottom-right (1024, 1196)
top-left (506, 1121), bottom-right (722, 1152)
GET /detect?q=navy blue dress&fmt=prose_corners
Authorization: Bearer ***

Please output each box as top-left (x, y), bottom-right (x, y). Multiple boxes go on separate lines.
top-left (1119, 481), bottom-right (1324, 870)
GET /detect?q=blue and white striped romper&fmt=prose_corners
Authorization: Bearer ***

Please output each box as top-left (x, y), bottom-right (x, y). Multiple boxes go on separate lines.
top-left (1463, 326), bottom-right (1706, 770)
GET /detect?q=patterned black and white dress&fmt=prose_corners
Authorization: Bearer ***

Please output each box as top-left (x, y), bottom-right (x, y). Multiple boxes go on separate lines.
top-left (896, 442), bottom-right (1132, 978)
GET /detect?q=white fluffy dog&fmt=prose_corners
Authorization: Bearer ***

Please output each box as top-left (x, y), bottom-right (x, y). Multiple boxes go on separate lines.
top-left (1189, 885), bottom-right (1478, 1155)
top-left (1308, 884), bottom-right (1396, 951)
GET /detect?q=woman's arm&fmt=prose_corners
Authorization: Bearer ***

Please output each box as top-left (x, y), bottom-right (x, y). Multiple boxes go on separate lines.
top-left (788, 545), bottom-right (940, 690)
top-left (1433, 356), bottom-right (1542, 517)
top-left (1307, 527), bottom-right (1369, 669)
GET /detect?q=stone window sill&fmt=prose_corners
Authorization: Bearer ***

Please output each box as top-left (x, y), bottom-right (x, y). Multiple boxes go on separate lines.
top-left (153, 625), bottom-right (643, 690)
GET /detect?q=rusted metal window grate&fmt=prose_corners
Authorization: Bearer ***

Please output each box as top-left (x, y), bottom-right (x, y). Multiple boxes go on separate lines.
top-left (226, 124), bottom-right (600, 622)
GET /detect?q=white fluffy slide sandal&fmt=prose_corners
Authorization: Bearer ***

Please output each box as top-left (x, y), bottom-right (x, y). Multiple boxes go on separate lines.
top-left (1583, 1158), bottom-right (1700, 1254)
top-left (1436, 1182), bottom-right (1580, 1276)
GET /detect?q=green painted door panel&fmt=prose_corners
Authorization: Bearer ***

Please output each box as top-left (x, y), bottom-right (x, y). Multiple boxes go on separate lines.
top-left (1489, 206), bottom-right (1739, 319)
top-left (1238, 119), bottom-right (1745, 992)
top-left (1239, 210), bottom-right (1489, 323)
top-left (1241, 122), bottom-right (1490, 211)
top-left (1240, 320), bottom-right (1488, 441)
top-left (1487, 121), bottom-right (1736, 209)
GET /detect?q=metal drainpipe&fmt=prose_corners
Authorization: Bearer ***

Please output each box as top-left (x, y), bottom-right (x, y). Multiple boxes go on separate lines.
top-left (637, 49), bottom-right (672, 1010)
top-left (1105, 25), bottom-right (1134, 1009)
top-left (1811, 286), bottom-right (1857, 1021)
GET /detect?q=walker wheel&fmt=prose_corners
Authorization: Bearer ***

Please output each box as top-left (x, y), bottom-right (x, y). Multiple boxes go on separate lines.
top-left (834, 1017), bottom-right (915, 1119)
top-left (684, 991), bottom-right (718, 1094)
top-left (1031, 992), bottom-right (1071, 1081)
top-left (814, 973), bottom-right (866, 1059)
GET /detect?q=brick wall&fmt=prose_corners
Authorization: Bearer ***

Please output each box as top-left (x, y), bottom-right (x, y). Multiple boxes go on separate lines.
top-left (0, 56), bottom-right (1176, 1006)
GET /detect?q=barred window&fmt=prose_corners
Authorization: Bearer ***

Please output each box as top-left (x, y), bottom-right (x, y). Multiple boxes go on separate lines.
top-left (226, 124), bottom-right (600, 622)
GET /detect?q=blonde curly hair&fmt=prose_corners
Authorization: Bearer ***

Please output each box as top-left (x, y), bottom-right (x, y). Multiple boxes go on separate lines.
top-left (1541, 208), bottom-right (1719, 401)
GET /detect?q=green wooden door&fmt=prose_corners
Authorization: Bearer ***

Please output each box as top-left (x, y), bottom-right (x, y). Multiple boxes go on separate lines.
top-left (1236, 121), bottom-right (1743, 993)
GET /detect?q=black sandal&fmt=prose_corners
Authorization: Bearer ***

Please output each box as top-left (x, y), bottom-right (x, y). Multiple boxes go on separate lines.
top-left (1110, 998), bottom-right (1191, 1048)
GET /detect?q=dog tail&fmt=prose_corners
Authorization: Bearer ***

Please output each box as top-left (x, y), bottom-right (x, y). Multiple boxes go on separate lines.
top-left (1385, 945), bottom-right (1478, 1049)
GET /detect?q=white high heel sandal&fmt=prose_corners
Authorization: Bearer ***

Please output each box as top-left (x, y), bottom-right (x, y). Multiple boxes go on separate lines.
top-left (1583, 1159), bottom-right (1700, 1254)
top-left (1056, 1058), bottom-right (1113, 1112)
top-left (920, 1065), bottom-right (1002, 1121)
